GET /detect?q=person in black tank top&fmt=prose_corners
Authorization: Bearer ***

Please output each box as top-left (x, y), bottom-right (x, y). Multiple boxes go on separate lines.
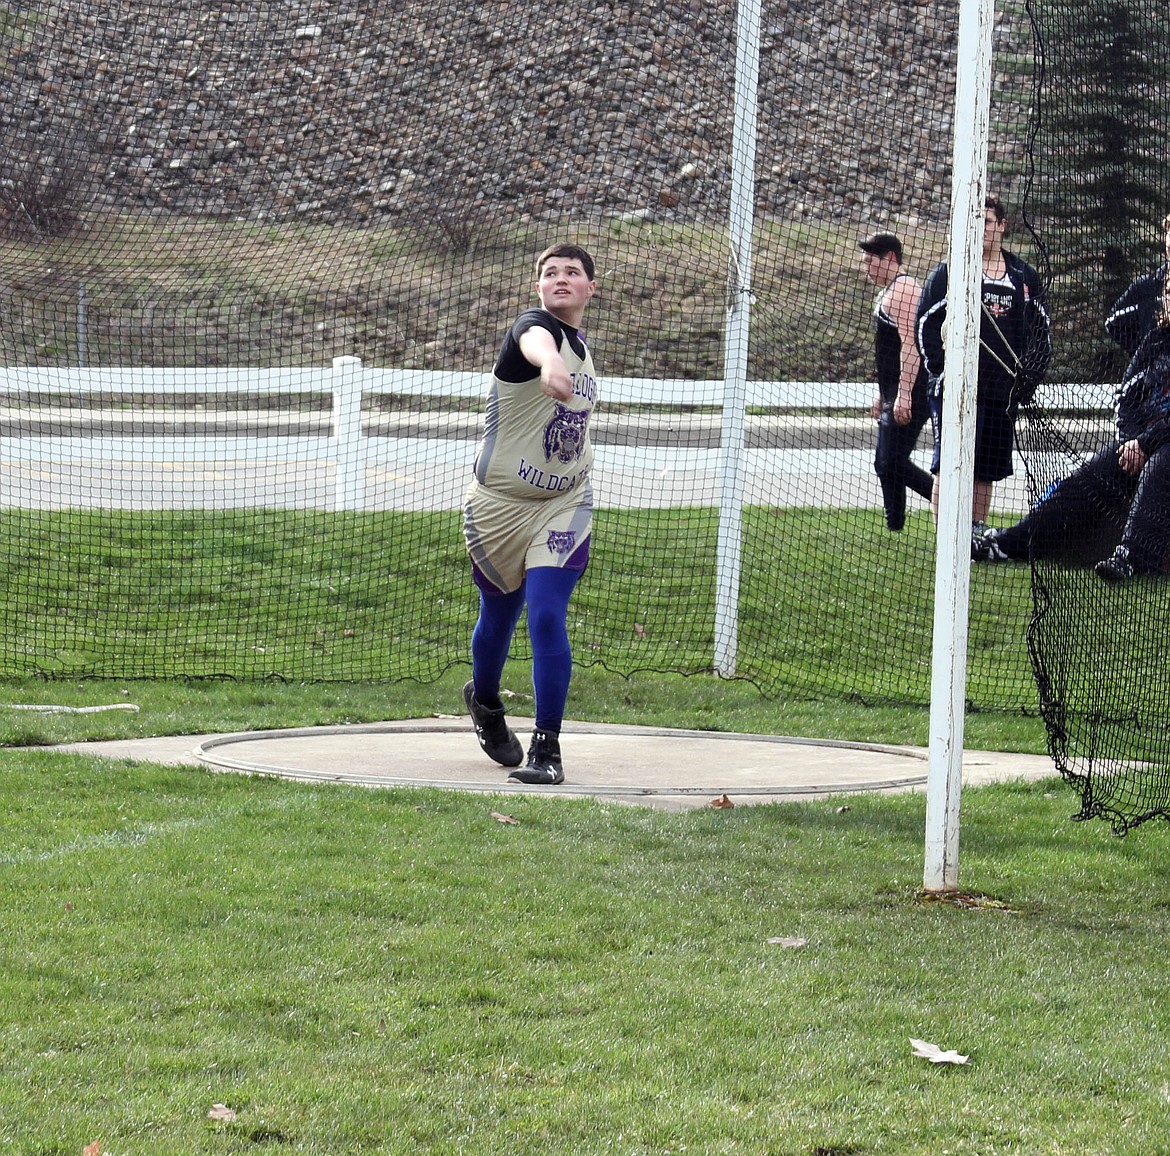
top-left (858, 232), bottom-right (933, 531)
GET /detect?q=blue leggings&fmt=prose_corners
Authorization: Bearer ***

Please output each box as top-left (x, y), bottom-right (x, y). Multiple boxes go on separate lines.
top-left (471, 567), bottom-right (581, 733)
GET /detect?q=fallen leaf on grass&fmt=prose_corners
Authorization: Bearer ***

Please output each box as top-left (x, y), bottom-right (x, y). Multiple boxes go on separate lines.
top-left (709, 793), bottom-right (735, 808)
top-left (208, 1104), bottom-right (238, 1122)
top-left (490, 811), bottom-right (520, 825)
top-left (766, 936), bottom-right (808, 948)
top-left (909, 1038), bottom-right (969, 1065)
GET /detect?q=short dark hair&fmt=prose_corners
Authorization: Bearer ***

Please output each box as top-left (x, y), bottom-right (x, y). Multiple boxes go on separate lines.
top-left (536, 243), bottom-right (595, 282)
top-left (985, 195), bottom-right (1006, 223)
top-left (858, 231), bottom-right (903, 264)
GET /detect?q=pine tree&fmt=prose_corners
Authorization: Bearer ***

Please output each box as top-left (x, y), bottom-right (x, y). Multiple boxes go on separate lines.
top-left (1032, 1), bottom-right (1169, 379)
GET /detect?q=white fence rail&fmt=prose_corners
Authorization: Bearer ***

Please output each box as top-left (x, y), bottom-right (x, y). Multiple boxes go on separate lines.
top-left (0, 358), bottom-right (1115, 514)
top-left (1, 360), bottom-right (1120, 407)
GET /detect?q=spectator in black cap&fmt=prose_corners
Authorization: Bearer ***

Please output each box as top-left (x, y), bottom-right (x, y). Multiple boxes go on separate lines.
top-left (858, 231), bottom-right (933, 531)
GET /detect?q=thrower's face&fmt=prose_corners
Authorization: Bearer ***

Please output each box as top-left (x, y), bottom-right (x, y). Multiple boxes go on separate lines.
top-left (535, 258), bottom-right (595, 324)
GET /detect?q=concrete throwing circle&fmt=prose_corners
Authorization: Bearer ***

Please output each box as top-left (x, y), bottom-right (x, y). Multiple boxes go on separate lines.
top-left (193, 718), bottom-right (929, 808)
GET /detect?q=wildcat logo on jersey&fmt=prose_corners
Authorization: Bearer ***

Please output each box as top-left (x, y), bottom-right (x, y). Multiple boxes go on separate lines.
top-left (546, 530), bottom-right (576, 556)
top-left (543, 403), bottom-right (589, 463)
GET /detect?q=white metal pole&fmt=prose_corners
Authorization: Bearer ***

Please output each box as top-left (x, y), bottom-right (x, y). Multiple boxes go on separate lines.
top-left (923, 0), bottom-right (996, 891)
top-left (715, 0), bottom-right (762, 678)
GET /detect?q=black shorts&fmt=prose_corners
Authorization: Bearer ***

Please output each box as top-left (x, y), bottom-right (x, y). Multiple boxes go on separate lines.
top-left (929, 395), bottom-right (1016, 482)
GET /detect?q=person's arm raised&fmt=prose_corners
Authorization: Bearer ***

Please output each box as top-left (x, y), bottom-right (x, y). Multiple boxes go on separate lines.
top-left (519, 326), bottom-right (574, 401)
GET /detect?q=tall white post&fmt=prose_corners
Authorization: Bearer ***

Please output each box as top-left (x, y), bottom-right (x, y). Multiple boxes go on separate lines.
top-left (923, 0), bottom-right (996, 891)
top-left (715, 0), bottom-right (762, 678)
top-left (332, 355), bottom-right (365, 512)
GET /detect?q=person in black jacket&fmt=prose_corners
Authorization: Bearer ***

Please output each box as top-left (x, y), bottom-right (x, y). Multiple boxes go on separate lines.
top-left (973, 314), bottom-right (1170, 582)
top-left (1104, 211), bottom-right (1170, 358)
top-left (916, 196), bottom-right (1052, 541)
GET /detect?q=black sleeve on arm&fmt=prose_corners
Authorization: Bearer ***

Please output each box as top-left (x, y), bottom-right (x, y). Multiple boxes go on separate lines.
top-left (915, 262), bottom-right (948, 384)
top-left (1105, 274), bottom-right (1156, 358)
top-left (1122, 330), bottom-right (1170, 455)
top-left (1018, 260), bottom-right (1052, 396)
top-left (493, 310), bottom-right (563, 382)
top-left (1137, 427), bottom-right (1170, 458)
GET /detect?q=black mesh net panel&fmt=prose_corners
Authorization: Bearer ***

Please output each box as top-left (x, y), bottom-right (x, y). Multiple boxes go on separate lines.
top-left (1021, 0), bottom-right (1170, 832)
top-left (0, 0), bottom-right (1030, 690)
top-left (0, 0), bottom-right (1163, 827)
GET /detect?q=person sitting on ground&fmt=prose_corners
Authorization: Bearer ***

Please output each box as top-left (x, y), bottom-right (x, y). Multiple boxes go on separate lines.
top-left (973, 293), bottom-right (1170, 582)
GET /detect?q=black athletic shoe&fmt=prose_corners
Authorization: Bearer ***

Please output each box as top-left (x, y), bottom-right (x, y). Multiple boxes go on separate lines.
top-left (1094, 545), bottom-right (1135, 583)
top-left (971, 528), bottom-right (1010, 563)
top-left (463, 680), bottom-right (523, 767)
top-left (508, 729), bottom-right (565, 786)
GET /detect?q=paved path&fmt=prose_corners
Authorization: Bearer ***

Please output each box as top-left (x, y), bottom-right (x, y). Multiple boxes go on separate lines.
top-left (40, 716), bottom-right (1059, 811)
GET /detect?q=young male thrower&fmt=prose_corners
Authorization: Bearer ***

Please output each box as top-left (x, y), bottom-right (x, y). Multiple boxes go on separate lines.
top-left (461, 243), bottom-right (600, 786)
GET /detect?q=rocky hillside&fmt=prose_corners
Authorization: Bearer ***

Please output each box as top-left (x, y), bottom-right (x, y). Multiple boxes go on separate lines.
top-left (0, 0), bottom-right (1034, 231)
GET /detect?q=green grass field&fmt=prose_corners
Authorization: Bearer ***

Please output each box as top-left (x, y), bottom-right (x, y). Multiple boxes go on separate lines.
top-left (3, 748), bottom-right (1169, 1155)
top-left (0, 505), bottom-right (1045, 716)
top-left (7, 498), bottom-right (1166, 1154)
